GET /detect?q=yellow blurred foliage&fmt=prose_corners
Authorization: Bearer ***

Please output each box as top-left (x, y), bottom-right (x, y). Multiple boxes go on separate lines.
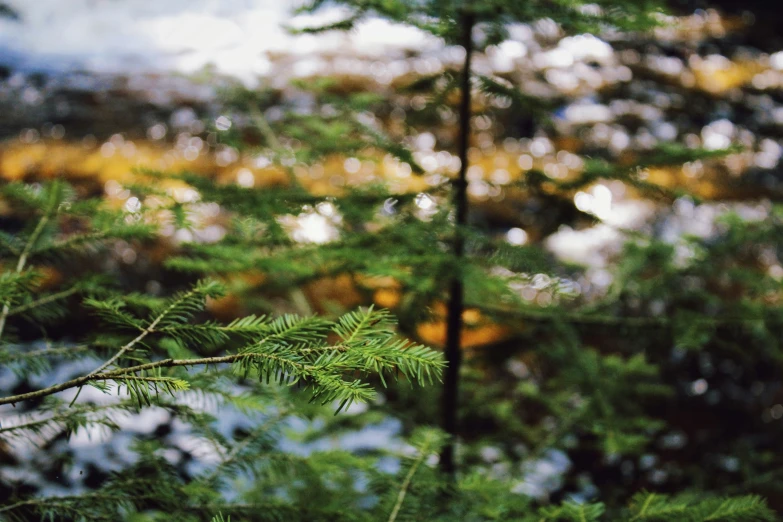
top-left (690, 56), bottom-right (764, 94)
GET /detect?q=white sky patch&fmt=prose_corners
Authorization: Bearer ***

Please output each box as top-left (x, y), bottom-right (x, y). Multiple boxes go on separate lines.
top-left (546, 224), bottom-right (622, 267)
top-left (574, 184), bottom-right (613, 220)
top-left (563, 102), bottom-right (613, 124)
top-left (67, 422), bottom-right (114, 447)
top-left (279, 206), bottom-right (342, 244)
top-left (545, 197), bottom-right (655, 268)
top-left (236, 168), bottom-right (255, 188)
top-left (559, 34), bottom-right (613, 63)
top-left (490, 40), bottom-right (528, 72)
top-left (771, 51), bottom-right (783, 71)
top-left (1, 0), bottom-right (436, 84)
top-left (506, 227), bottom-right (528, 246)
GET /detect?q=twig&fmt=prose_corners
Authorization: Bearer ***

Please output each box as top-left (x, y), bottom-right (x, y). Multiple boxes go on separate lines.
top-left (2, 344), bottom-right (90, 362)
top-left (7, 286), bottom-right (81, 317)
top-left (387, 444), bottom-right (431, 522)
top-left (87, 287), bottom-right (198, 376)
top-left (0, 194), bottom-right (56, 340)
top-left (248, 104), bottom-right (303, 189)
top-left (200, 408), bottom-right (289, 484)
top-left (0, 490), bottom-right (153, 515)
top-left (0, 352), bottom-right (314, 406)
top-left (470, 301), bottom-right (778, 328)
top-left (0, 415), bottom-right (56, 435)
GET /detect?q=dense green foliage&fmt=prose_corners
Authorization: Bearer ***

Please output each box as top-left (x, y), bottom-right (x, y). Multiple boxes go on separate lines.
top-left (2, 175), bottom-right (773, 520)
top-left (3, 0), bottom-right (783, 520)
top-left (0, 180), bottom-right (446, 520)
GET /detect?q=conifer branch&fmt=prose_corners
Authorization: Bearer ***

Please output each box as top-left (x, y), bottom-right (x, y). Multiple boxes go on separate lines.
top-left (34, 231), bottom-right (111, 254)
top-left (0, 401), bottom-right (134, 439)
top-left (387, 441), bottom-right (431, 522)
top-left (0, 188), bottom-right (57, 341)
top-left (2, 343), bottom-right (90, 363)
top-left (86, 286), bottom-right (201, 376)
top-left (200, 408), bottom-right (290, 484)
top-left (386, 453), bottom-right (425, 522)
top-left (7, 286), bottom-right (81, 317)
top-left (383, 429), bottom-right (445, 522)
top-left (0, 415), bottom-right (59, 436)
top-left (1, 330), bottom-right (441, 406)
top-left (472, 301), bottom-right (778, 329)
top-left (0, 488), bottom-right (157, 517)
top-left (0, 230), bottom-right (21, 256)
top-left (0, 354), bottom-right (283, 406)
top-left (248, 104), bottom-right (303, 189)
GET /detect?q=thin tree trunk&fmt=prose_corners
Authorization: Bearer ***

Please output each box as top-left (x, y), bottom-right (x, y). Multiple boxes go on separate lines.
top-left (440, 10), bottom-right (474, 478)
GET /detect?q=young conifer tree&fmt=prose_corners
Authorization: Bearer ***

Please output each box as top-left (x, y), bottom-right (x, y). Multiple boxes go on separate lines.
top-left (277, 0), bottom-right (736, 478)
top-left (162, 0), bottom-right (783, 516)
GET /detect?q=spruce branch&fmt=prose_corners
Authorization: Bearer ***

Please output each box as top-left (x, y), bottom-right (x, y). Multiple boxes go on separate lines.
top-left (0, 400), bottom-right (139, 441)
top-left (199, 407), bottom-right (290, 485)
top-left (628, 491), bottom-right (687, 521)
top-left (471, 301), bottom-right (778, 331)
top-left (0, 354), bottom-right (289, 406)
top-left (0, 477), bottom-right (164, 519)
top-left (0, 230), bottom-right (21, 256)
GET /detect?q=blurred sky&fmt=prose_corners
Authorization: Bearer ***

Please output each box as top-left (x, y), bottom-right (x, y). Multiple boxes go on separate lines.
top-left (0, 0), bottom-right (437, 83)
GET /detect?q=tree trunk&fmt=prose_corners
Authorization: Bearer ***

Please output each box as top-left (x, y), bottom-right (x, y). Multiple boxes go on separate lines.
top-left (440, 10), bottom-right (474, 478)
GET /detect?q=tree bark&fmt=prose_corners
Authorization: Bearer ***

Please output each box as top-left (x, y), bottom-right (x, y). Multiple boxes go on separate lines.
top-left (440, 10), bottom-right (474, 478)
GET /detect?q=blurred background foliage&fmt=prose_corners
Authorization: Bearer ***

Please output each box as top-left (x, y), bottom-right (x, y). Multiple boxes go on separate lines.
top-left (3, 0), bottom-right (783, 518)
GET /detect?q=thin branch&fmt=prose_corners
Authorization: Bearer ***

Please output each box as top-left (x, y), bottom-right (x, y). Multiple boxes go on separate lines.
top-left (7, 286), bottom-right (81, 317)
top-left (37, 231), bottom-right (109, 254)
top-left (0, 489), bottom-right (155, 515)
top-left (2, 344), bottom-right (90, 363)
top-left (85, 326), bottom-right (154, 377)
top-left (0, 415), bottom-right (57, 436)
top-left (0, 232), bottom-right (21, 256)
top-left (248, 104), bottom-right (303, 189)
top-left (0, 199), bottom-right (55, 341)
top-left (200, 408), bottom-right (290, 484)
top-left (471, 301), bottom-right (779, 328)
top-left (0, 352), bottom-right (314, 406)
top-left (87, 287), bottom-right (198, 376)
top-left (0, 402), bottom-right (121, 436)
top-left (387, 444), bottom-right (431, 522)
